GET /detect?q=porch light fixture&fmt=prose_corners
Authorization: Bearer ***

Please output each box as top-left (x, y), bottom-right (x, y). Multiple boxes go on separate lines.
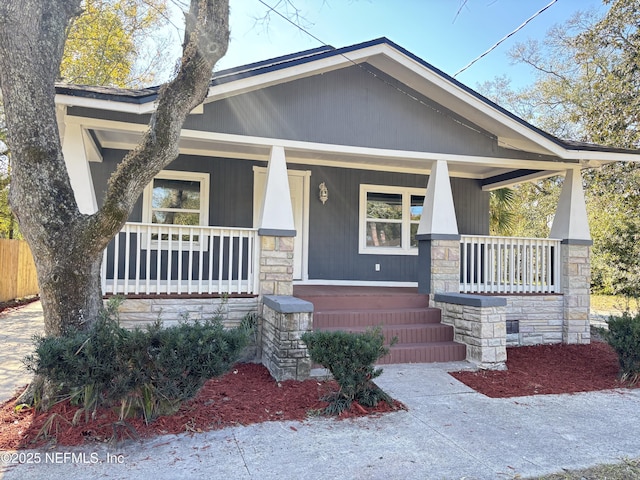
top-left (319, 182), bottom-right (328, 205)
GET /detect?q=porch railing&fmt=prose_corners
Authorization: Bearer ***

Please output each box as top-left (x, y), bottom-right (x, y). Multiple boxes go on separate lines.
top-left (460, 235), bottom-right (561, 294)
top-left (101, 222), bottom-right (259, 295)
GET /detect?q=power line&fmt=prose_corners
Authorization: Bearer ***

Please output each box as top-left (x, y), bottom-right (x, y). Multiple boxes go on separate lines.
top-left (255, 0), bottom-right (534, 152)
top-left (256, 0), bottom-right (326, 47)
top-left (453, 0), bottom-right (557, 78)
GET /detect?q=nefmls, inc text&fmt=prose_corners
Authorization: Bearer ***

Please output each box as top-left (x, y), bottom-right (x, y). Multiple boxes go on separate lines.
top-left (1, 451), bottom-right (125, 464)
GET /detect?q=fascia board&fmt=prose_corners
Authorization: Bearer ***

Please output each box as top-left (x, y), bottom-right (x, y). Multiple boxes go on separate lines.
top-left (203, 46), bottom-right (382, 103)
top-left (55, 94), bottom-right (154, 114)
top-left (481, 170), bottom-right (561, 191)
top-left (55, 94), bottom-right (202, 115)
top-left (178, 128), bottom-right (579, 171)
top-left (560, 150), bottom-right (640, 162)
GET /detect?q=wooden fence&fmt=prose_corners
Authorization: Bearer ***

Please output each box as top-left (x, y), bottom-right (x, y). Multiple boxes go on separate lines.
top-left (0, 239), bottom-right (39, 302)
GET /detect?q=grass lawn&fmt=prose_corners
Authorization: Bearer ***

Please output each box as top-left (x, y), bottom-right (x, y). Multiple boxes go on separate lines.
top-left (591, 294), bottom-right (640, 313)
top-left (532, 458), bottom-right (640, 479)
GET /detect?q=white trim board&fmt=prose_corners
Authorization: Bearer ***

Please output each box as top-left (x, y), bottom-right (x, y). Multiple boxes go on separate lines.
top-left (63, 116), bottom-right (617, 172)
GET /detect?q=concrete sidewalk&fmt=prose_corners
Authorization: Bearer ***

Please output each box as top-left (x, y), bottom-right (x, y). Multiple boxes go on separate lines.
top-left (0, 301), bottom-right (43, 402)
top-left (1, 303), bottom-right (640, 479)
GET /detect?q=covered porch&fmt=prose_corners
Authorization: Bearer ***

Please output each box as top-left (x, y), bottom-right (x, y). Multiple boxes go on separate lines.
top-left (95, 143), bottom-right (593, 377)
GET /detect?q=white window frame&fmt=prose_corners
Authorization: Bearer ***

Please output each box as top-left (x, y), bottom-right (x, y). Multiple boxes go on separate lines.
top-left (358, 184), bottom-right (425, 256)
top-left (141, 170), bottom-right (210, 248)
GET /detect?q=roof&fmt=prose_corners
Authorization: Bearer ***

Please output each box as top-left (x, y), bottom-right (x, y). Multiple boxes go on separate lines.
top-left (56, 84), bottom-right (160, 104)
top-left (55, 37), bottom-right (640, 162)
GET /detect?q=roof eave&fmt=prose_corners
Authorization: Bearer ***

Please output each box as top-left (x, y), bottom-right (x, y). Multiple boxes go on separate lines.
top-left (54, 37), bottom-right (640, 161)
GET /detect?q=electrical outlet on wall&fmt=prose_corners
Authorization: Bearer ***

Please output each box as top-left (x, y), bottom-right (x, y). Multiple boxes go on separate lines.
top-left (375, 263), bottom-right (381, 272)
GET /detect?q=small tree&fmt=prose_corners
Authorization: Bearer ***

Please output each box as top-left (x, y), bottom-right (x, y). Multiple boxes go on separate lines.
top-left (602, 312), bottom-right (640, 385)
top-left (302, 328), bottom-right (395, 415)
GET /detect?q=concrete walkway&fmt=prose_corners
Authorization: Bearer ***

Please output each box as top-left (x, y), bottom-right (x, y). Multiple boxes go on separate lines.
top-left (1, 303), bottom-right (640, 479)
top-left (0, 302), bottom-right (43, 402)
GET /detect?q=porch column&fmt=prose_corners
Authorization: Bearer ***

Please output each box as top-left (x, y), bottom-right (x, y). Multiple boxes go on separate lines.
top-left (258, 146), bottom-right (296, 296)
top-left (61, 123), bottom-right (98, 214)
top-left (550, 168), bottom-right (592, 344)
top-left (416, 160), bottom-right (460, 298)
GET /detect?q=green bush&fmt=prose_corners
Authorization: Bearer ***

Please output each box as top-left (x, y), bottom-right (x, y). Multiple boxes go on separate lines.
top-left (25, 300), bottom-right (251, 423)
top-left (301, 328), bottom-right (395, 415)
top-left (602, 311), bottom-right (640, 385)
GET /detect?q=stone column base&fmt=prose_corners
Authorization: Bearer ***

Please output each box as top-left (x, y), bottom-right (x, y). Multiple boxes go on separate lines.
top-left (259, 235), bottom-right (294, 296)
top-left (560, 244), bottom-right (591, 345)
top-left (261, 295), bottom-right (313, 381)
top-left (434, 293), bottom-right (507, 370)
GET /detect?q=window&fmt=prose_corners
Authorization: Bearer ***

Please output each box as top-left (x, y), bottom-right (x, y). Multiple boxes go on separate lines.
top-left (142, 171), bottom-right (210, 244)
top-left (359, 184), bottom-right (425, 255)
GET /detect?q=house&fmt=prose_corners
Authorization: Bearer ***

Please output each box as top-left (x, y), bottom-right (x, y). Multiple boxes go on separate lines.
top-left (54, 38), bottom-right (640, 380)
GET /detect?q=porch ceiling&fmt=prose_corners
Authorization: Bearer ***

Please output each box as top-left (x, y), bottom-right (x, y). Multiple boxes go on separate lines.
top-left (90, 124), bottom-right (573, 183)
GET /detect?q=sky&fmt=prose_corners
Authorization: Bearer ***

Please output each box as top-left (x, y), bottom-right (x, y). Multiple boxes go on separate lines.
top-left (166, 0), bottom-right (609, 91)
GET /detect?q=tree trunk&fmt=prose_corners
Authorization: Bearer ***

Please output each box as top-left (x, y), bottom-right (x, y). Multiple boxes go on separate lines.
top-left (37, 249), bottom-right (104, 335)
top-left (0, 0), bottom-right (229, 338)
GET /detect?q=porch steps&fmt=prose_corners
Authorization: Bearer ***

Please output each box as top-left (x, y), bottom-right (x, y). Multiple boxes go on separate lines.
top-left (294, 286), bottom-right (467, 365)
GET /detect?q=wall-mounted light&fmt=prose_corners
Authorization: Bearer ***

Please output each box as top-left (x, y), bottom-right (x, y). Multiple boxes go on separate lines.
top-left (319, 182), bottom-right (328, 205)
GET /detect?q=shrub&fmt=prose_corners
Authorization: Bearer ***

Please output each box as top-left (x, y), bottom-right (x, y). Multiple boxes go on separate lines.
top-left (301, 328), bottom-right (395, 415)
top-left (602, 311), bottom-right (640, 385)
top-left (25, 299), bottom-right (251, 423)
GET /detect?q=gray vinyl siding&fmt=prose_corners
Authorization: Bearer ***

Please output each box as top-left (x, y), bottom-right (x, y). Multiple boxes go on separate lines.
top-left (90, 149), bottom-right (261, 227)
top-left (289, 163), bottom-right (488, 282)
top-left (93, 152), bottom-right (486, 283)
top-left (69, 64), bottom-right (560, 163)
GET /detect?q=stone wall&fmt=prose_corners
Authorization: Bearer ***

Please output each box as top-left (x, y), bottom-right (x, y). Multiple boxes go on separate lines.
top-left (114, 297), bottom-right (259, 329)
top-left (433, 293), bottom-right (506, 370)
top-left (261, 295), bottom-right (313, 381)
top-left (505, 295), bottom-right (564, 346)
top-left (110, 296), bottom-right (261, 362)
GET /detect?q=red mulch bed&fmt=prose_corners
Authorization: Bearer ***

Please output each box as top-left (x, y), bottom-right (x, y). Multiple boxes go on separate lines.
top-left (0, 363), bottom-right (404, 450)
top-left (0, 341), bottom-right (630, 450)
top-left (451, 341), bottom-right (625, 398)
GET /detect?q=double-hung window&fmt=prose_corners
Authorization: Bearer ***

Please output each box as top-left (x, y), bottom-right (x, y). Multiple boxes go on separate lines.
top-left (359, 184), bottom-right (424, 255)
top-left (142, 170), bottom-right (210, 245)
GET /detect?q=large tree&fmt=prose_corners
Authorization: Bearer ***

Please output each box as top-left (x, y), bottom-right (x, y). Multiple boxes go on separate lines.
top-left (60, 0), bottom-right (171, 87)
top-left (481, 0), bottom-right (640, 295)
top-left (0, 0), bottom-right (229, 336)
top-left (506, 1), bottom-right (639, 148)
top-left (0, 0), bottom-right (171, 239)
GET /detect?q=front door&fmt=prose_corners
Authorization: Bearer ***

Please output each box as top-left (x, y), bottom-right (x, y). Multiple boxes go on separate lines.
top-left (253, 168), bottom-right (309, 280)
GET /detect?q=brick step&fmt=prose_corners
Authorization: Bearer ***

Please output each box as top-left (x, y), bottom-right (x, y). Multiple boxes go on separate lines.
top-left (295, 286), bottom-right (466, 366)
top-left (380, 342), bottom-right (467, 364)
top-left (296, 293), bottom-right (430, 311)
top-left (313, 308), bottom-right (442, 329)
top-left (317, 323), bottom-right (454, 344)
